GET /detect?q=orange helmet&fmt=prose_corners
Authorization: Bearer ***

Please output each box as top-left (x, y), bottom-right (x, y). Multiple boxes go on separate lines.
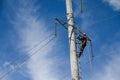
top-left (82, 32), bottom-right (86, 36)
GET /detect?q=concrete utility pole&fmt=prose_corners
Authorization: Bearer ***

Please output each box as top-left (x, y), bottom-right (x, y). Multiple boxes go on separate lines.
top-left (66, 0), bottom-right (79, 80)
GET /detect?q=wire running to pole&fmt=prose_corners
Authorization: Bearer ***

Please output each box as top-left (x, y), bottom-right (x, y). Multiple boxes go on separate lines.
top-left (80, 0), bottom-right (83, 13)
top-left (85, 2), bottom-right (107, 12)
top-left (0, 34), bottom-right (56, 80)
top-left (0, 33), bottom-right (54, 71)
top-left (74, 12), bottom-right (120, 33)
top-left (90, 41), bottom-right (94, 61)
top-left (86, 44), bottom-right (94, 79)
top-left (90, 13), bottom-right (120, 26)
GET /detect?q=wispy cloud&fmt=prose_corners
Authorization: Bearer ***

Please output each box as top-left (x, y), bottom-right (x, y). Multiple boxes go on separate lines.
top-left (92, 42), bottom-right (120, 80)
top-left (104, 0), bottom-right (120, 11)
top-left (8, 0), bottom-right (68, 80)
top-left (0, 61), bottom-right (16, 80)
top-left (93, 55), bottom-right (120, 80)
top-left (73, 0), bottom-right (94, 31)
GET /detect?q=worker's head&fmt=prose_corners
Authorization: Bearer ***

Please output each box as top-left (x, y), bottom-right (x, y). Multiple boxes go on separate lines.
top-left (82, 32), bottom-right (86, 36)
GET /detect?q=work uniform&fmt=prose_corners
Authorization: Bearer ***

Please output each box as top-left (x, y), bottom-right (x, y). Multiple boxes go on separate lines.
top-left (77, 35), bottom-right (87, 58)
top-left (80, 36), bottom-right (87, 54)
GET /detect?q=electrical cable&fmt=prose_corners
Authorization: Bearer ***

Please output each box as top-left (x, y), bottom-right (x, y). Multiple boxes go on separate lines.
top-left (2, 1), bottom-right (118, 80)
top-left (85, 2), bottom-right (106, 12)
top-left (78, 0), bottom-right (106, 15)
top-left (74, 12), bottom-right (120, 33)
top-left (71, 12), bottom-right (120, 40)
top-left (90, 41), bottom-right (94, 61)
top-left (86, 44), bottom-right (94, 79)
top-left (80, 0), bottom-right (83, 13)
top-left (90, 12), bottom-right (120, 26)
top-left (0, 34), bottom-right (56, 80)
top-left (93, 51), bottom-right (119, 60)
top-left (55, 15), bottom-right (118, 39)
top-left (0, 32), bottom-right (54, 72)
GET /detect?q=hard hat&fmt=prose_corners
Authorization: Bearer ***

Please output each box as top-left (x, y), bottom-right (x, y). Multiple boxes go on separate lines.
top-left (82, 32), bottom-right (86, 36)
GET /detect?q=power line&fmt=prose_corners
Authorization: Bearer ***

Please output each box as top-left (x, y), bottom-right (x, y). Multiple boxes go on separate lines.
top-left (74, 12), bottom-right (120, 36)
top-left (56, 12), bottom-right (120, 41)
top-left (90, 13), bottom-right (120, 26)
top-left (87, 44), bottom-right (94, 77)
top-left (0, 34), bottom-right (56, 80)
top-left (0, 35), bottom-right (55, 80)
top-left (90, 3), bottom-right (105, 10)
top-left (85, 2), bottom-right (106, 12)
top-left (0, 33), bottom-right (54, 71)
top-left (16, 33), bottom-right (55, 65)
top-left (0, 33), bottom-right (55, 79)
top-left (77, 0), bottom-right (106, 14)
top-left (16, 35), bottom-right (56, 69)
top-left (82, 46), bottom-right (119, 66)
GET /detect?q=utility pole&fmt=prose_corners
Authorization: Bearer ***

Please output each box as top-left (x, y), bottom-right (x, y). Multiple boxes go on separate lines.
top-left (66, 0), bottom-right (79, 80)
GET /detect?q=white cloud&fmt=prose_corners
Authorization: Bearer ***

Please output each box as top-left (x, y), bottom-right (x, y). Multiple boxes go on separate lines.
top-left (3, 62), bottom-right (11, 67)
top-left (92, 42), bottom-right (120, 80)
top-left (93, 55), bottom-right (120, 80)
top-left (73, 0), bottom-right (94, 31)
top-left (104, 0), bottom-right (120, 11)
top-left (0, 70), bottom-right (8, 80)
top-left (0, 62), bottom-right (16, 80)
top-left (10, 0), bottom-right (68, 80)
top-left (80, 13), bottom-right (94, 31)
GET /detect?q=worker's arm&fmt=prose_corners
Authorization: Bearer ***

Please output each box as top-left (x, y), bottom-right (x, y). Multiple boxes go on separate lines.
top-left (87, 37), bottom-right (91, 41)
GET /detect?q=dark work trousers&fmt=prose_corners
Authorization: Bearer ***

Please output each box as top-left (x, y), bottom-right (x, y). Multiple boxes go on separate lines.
top-left (80, 43), bottom-right (86, 56)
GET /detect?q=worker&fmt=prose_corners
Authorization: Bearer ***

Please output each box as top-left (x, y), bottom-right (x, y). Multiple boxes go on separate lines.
top-left (77, 32), bottom-right (91, 58)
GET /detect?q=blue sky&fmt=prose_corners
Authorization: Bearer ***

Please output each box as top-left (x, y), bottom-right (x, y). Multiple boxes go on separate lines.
top-left (0, 0), bottom-right (120, 80)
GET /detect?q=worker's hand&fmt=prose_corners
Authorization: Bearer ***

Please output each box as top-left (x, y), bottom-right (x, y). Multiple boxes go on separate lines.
top-left (89, 39), bottom-right (92, 41)
top-left (87, 37), bottom-right (91, 41)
